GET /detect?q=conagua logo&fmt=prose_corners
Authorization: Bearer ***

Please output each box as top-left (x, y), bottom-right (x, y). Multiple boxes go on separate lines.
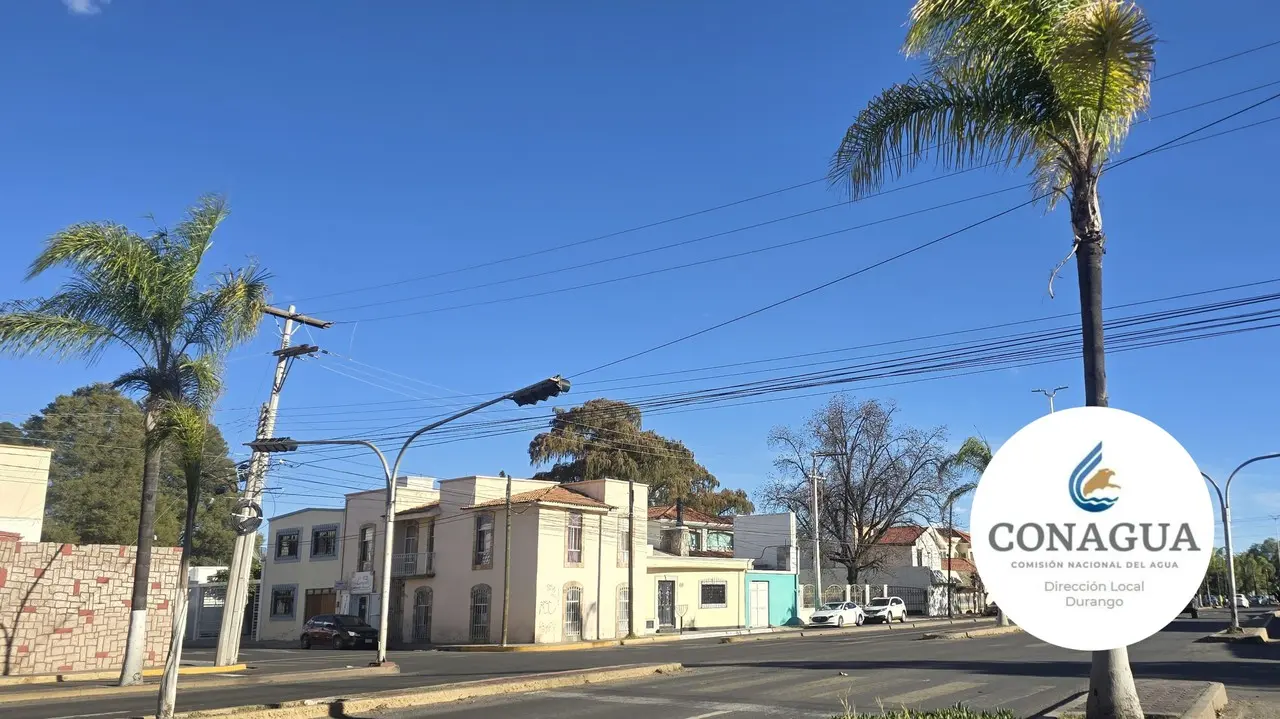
top-left (1069, 441), bottom-right (1120, 513)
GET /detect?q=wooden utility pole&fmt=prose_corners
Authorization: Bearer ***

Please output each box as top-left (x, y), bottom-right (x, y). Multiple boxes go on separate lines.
top-left (626, 478), bottom-right (636, 639)
top-left (215, 305), bottom-right (330, 666)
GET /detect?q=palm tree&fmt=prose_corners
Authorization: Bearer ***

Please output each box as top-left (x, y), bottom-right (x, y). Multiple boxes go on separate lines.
top-left (0, 196), bottom-right (269, 685)
top-left (938, 437), bottom-right (991, 618)
top-left (829, 2), bottom-right (1155, 716)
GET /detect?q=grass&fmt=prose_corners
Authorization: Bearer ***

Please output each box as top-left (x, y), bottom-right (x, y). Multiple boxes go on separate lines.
top-left (834, 704), bottom-right (1019, 719)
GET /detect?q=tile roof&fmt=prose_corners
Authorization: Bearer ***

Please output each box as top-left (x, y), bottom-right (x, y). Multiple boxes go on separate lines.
top-left (395, 502), bottom-right (440, 517)
top-left (939, 528), bottom-right (972, 542)
top-left (943, 558), bottom-right (976, 572)
top-left (876, 525), bottom-right (929, 546)
top-left (469, 485), bottom-right (611, 510)
top-left (689, 549), bottom-right (735, 559)
top-left (647, 505), bottom-right (732, 527)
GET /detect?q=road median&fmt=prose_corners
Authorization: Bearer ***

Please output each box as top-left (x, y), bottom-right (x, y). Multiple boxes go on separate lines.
top-left (0, 663), bottom-right (399, 705)
top-left (133, 663), bottom-right (683, 719)
top-left (719, 616), bottom-right (992, 643)
top-left (0, 663), bottom-right (247, 687)
top-left (921, 624), bottom-right (1023, 640)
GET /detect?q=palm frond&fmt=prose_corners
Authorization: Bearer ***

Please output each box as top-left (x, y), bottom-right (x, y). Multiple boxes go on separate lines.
top-left (26, 222), bottom-right (160, 288)
top-left (905, 0), bottom-right (1076, 72)
top-left (180, 263), bottom-right (271, 355)
top-left (829, 69), bottom-right (1054, 198)
top-left (176, 355), bottom-right (224, 413)
top-left (169, 195), bottom-right (230, 287)
top-left (113, 366), bottom-right (177, 401)
top-left (0, 301), bottom-right (121, 362)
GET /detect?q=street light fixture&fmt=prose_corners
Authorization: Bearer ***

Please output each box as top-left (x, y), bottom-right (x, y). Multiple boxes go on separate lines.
top-left (1201, 452), bottom-right (1280, 632)
top-left (247, 374), bottom-right (570, 664)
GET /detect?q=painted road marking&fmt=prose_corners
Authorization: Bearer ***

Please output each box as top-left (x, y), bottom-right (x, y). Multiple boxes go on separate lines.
top-left (683, 711), bottom-right (732, 719)
top-left (535, 690), bottom-right (830, 717)
top-left (766, 675), bottom-right (864, 701)
top-left (45, 712), bottom-right (129, 719)
top-left (878, 680), bottom-right (985, 706)
top-left (981, 683), bottom-right (1065, 708)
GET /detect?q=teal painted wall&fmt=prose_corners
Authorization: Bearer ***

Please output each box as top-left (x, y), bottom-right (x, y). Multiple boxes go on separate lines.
top-left (744, 571), bottom-right (800, 627)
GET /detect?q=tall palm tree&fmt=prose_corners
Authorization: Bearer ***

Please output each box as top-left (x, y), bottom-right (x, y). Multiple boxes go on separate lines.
top-left (830, 2), bottom-right (1155, 716)
top-left (0, 196), bottom-right (269, 686)
top-left (938, 437), bottom-right (991, 617)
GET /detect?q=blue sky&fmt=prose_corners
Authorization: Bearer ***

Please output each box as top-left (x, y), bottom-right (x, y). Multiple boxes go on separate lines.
top-left (1, 1), bottom-right (1278, 549)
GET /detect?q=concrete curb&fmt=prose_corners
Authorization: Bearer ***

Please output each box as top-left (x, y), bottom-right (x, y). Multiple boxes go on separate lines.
top-left (437, 625), bottom-right (807, 651)
top-left (0, 664), bottom-right (398, 705)
top-left (719, 617), bottom-right (991, 644)
top-left (134, 663), bottom-right (683, 719)
top-left (1045, 682), bottom-right (1228, 718)
top-left (1200, 627), bottom-right (1269, 644)
top-left (0, 663), bottom-right (248, 687)
top-left (921, 625), bottom-right (1024, 640)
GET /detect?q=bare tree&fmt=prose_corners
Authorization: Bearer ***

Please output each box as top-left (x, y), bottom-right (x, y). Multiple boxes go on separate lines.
top-left (760, 396), bottom-right (953, 584)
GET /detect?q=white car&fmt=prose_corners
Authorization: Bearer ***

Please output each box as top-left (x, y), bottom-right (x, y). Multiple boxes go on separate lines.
top-left (1236, 594), bottom-right (1250, 608)
top-left (864, 596), bottom-right (908, 623)
top-left (809, 601), bottom-right (865, 628)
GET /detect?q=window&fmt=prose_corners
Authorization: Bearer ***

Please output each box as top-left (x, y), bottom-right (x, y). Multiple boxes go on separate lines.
top-left (358, 525), bottom-right (375, 572)
top-left (412, 587), bottom-right (432, 643)
top-left (404, 521), bottom-right (419, 554)
top-left (617, 584), bottom-right (630, 637)
top-left (617, 518), bottom-right (631, 568)
top-left (473, 512), bottom-right (494, 568)
top-left (916, 548), bottom-right (925, 566)
top-left (426, 519), bottom-right (436, 553)
top-left (689, 531), bottom-right (702, 551)
top-left (708, 531), bottom-right (733, 551)
top-left (700, 580), bottom-right (728, 608)
top-left (275, 529), bottom-right (300, 561)
top-left (565, 512), bottom-right (583, 565)
top-left (270, 585), bottom-right (297, 619)
top-left (469, 584), bottom-right (491, 643)
top-left (310, 525), bottom-right (338, 558)
top-left (564, 583), bottom-right (583, 640)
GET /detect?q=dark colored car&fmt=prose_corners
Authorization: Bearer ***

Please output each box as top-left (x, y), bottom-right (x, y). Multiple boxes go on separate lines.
top-left (301, 614), bottom-right (379, 649)
top-left (1181, 601), bottom-right (1199, 619)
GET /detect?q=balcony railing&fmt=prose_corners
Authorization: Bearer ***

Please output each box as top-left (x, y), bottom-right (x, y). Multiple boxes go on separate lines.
top-left (391, 551), bottom-right (434, 577)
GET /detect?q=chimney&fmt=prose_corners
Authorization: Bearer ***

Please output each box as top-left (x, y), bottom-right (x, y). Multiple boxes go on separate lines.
top-left (676, 498), bottom-right (684, 526)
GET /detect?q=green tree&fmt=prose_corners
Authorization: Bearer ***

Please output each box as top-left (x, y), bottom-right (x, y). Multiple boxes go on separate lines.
top-left (528, 398), bottom-right (753, 516)
top-left (0, 196), bottom-right (269, 686)
top-left (828, 2), bottom-right (1155, 715)
top-left (19, 384), bottom-right (241, 563)
top-left (0, 421), bottom-right (30, 445)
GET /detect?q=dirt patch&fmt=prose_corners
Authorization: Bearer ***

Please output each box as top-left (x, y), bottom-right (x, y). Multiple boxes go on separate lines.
top-left (1220, 698), bottom-right (1280, 719)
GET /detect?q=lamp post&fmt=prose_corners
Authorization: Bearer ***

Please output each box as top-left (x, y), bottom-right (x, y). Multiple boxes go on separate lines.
top-left (249, 375), bottom-right (570, 663)
top-left (1201, 452), bottom-right (1280, 632)
top-left (1032, 386), bottom-right (1068, 414)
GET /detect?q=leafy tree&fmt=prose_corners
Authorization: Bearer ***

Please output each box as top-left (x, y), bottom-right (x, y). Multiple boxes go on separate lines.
top-left (0, 196), bottom-right (269, 685)
top-left (828, 2), bottom-right (1156, 715)
top-left (0, 421), bottom-right (30, 445)
top-left (528, 398), bottom-right (753, 516)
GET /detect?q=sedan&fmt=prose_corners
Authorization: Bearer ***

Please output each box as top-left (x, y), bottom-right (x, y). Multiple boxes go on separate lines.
top-left (301, 614), bottom-right (379, 649)
top-left (1236, 594), bottom-right (1251, 608)
top-left (864, 596), bottom-right (908, 623)
top-left (809, 601), bottom-right (865, 628)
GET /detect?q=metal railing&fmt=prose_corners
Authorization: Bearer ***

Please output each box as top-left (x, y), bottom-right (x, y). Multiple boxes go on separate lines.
top-left (391, 551), bottom-right (434, 577)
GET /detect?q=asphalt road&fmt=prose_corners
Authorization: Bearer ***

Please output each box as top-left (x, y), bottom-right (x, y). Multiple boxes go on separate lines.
top-left (15, 609), bottom-right (1278, 719)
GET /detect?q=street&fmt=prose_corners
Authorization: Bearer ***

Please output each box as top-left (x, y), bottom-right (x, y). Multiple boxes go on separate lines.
top-left (14, 609), bottom-right (1278, 719)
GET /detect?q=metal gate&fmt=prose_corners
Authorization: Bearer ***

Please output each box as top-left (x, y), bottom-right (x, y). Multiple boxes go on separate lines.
top-left (887, 586), bottom-right (928, 615)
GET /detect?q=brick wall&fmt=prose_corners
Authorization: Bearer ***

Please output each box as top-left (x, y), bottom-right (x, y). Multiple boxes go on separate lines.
top-left (0, 532), bottom-right (180, 676)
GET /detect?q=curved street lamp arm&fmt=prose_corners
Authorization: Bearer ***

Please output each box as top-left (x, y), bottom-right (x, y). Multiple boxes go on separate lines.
top-left (291, 439), bottom-right (392, 483)
top-left (1225, 453), bottom-right (1280, 495)
top-left (1201, 471), bottom-right (1226, 509)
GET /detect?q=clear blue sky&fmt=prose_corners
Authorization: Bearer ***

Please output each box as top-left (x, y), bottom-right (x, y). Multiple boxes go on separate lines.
top-left (1, 1), bottom-right (1278, 549)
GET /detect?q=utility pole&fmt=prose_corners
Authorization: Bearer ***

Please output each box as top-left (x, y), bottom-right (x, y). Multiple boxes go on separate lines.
top-left (626, 478), bottom-right (636, 639)
top-left (1032, 386), bottom-right (1068, 414)
top-left (810, 453), bottom-right (822, 610)
top-left (215, 305), bottom-right (330, 666)
top-left (500, 475), bottom-right (513, 646)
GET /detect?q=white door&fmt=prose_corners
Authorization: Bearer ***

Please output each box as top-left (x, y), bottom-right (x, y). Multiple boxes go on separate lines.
top-left (749, 581), bottom-right (770, 628)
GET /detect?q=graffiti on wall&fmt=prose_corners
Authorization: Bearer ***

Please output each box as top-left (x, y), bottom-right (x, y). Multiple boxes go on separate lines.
top-left (536, 582), bottom-right (558, 639)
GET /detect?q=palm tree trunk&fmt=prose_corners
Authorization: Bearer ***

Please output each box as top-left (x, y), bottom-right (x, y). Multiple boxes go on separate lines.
top-left (158, 484), bottom-right (197, 718)
top-left (119, 408), bottom-right (161, 686)
top-left (1073, 178), bottom-right (1142, 719)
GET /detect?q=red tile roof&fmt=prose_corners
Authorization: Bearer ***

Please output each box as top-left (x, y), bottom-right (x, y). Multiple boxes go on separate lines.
top-left (469, 485), bottom-right (611, 510)
top-left (943, 558), bottom-right (976, 573)
top-left (876, 526), bottom-right (929, 546)
top-left (939, 528), bottom-right (972, 542)
top-left (396, 502), bottom-right (440, 517)
top-left (647, 505), bottom-right (732, 527)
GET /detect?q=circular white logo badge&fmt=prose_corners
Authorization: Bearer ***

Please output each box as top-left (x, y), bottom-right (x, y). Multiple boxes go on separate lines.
top-left (970, 406), bottom-right (1214, 652)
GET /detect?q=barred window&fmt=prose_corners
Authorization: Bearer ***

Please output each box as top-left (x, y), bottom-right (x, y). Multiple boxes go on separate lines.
top-left (311, 527), bottom-right (337, 557)
top-left (358, 525), bottom-right (375, 571)
top-left (566, 512), bottom-right (583, 565)
top-left (469, 584), bottom-right (491, 643)
top-left (275, 530), bottom-right (299, 559)
top-left (617, 518), bottom-right (631, 568)
top-left (700, 581), bottom-right (727, 608)
top-left (270, 586), bottom-right (296, 618)
top-left (474, 513), bottom-right (494, 568)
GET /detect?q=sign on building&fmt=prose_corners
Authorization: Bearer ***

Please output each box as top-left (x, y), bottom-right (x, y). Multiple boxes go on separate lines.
top-left (349, 571), bottom-right (374, 595)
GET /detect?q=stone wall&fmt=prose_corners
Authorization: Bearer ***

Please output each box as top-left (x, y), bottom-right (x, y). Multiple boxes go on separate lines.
top-left (0, 532), bottom-right (180, 676)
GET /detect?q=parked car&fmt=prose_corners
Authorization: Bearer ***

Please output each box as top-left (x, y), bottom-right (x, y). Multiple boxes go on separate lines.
top-left (301, 614), bottom-right (379, 649)
top-left (1181, 601), bottom-right (1199, 619)
top-left (864, 596), bottom-right (908, 623)
top-left (1236, 594), bottom-right (1251, 608)
top-left (983, 602), bottom-right (1000, 617)
top-left (809, 601), bottom-right (865, 628)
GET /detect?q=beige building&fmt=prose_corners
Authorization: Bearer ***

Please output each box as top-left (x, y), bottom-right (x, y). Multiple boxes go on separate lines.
top-left (0, 444), bottom-right (53, 541)
top-left (256, 507), bottom-right (344, 642)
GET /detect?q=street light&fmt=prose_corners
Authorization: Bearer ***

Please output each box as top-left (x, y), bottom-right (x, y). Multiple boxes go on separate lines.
top-left (247, 374), bottom-right (570, 664)
top-left (1201, 452), bottom-right (1280, 632)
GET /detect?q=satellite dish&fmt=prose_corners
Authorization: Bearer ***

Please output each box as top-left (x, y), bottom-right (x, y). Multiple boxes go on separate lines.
top-left (233, 499), bottom-right (263, 535)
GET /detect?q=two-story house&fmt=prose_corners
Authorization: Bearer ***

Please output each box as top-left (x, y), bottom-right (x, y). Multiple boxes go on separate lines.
top-left (256, 507), bottom-right (345, 641)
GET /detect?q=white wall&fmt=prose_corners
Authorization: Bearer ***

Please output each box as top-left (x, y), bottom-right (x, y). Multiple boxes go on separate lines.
top-left (257, 507), bottom-right (344, 641)
top-left (733, 512), bottom-right (796, 571)
top-left (0, 444), bottom-right (51, 541)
